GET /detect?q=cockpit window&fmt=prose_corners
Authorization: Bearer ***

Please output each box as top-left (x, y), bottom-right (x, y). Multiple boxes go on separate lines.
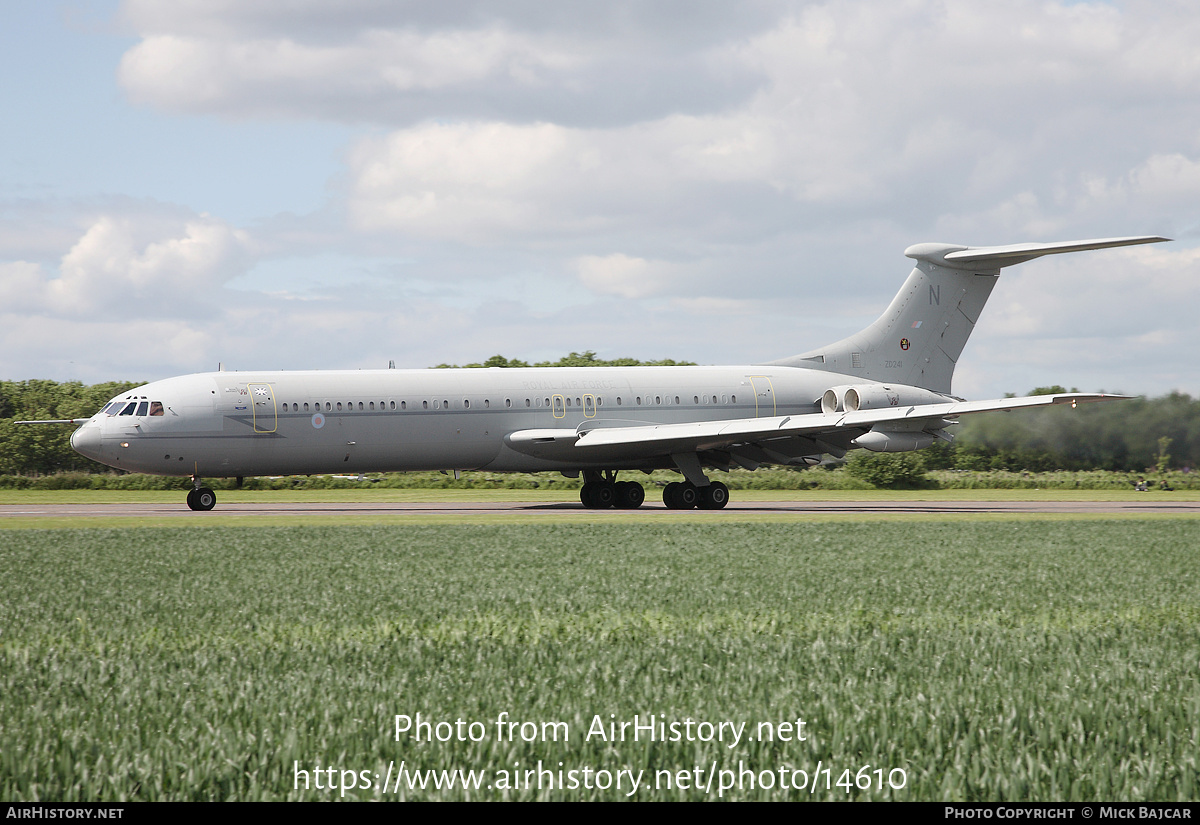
top-left (136, 401), bottom-right (149, 416)
top-left (118, 402), bottom-right (137, 415)
top-left (101, 402), bottom-right (121, 415)
top-left (149, 401), bottom-right (164, 416)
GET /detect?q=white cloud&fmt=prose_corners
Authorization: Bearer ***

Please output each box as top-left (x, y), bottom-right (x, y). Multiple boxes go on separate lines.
top-left (118, 29), bottom-right (585, 117)
top-left (576, 254), bottom-right (670, 299)
top-left (11, 0), bottom-right (1200, 397)
top-left (1, 211), bottom-right (253, 321)
top-left (117, 1), bottom-right (761, 126)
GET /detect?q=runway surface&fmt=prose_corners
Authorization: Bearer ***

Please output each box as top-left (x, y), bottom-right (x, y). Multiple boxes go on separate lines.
top-left (4, 499), bottom-right (1199, 519)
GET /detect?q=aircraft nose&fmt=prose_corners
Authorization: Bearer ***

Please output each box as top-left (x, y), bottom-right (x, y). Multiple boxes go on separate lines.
top-left (70, 424), bottom-right (104, 462)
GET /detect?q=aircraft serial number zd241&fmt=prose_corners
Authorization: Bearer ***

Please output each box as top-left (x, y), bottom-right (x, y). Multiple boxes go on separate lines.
top-left (26, 236), bottom-right (1167, 511)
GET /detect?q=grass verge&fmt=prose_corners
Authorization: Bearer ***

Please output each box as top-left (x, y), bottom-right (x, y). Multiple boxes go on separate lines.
top-left (2, 521), bottom-right (1197, 800)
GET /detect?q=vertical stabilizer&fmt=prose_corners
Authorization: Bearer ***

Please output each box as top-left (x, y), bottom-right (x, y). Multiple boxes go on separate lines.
top-left (765, 236), bottom-right (1168, 394)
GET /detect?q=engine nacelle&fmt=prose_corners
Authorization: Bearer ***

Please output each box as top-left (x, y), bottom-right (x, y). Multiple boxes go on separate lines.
top-left (821, 383), bottom-right (952, 414)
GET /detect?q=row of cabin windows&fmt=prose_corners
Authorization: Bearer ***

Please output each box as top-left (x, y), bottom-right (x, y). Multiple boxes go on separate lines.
top-left (274, 394), bottom-right (738, 413)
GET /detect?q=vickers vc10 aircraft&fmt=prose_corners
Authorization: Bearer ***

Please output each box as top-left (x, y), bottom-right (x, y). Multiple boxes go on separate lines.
top-left (29, 236), bottom-right (1167, 511)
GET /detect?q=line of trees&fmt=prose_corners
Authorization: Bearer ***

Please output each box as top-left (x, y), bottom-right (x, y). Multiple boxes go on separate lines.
top-left (1, 370), bottom-right (1195, 477)
top-left (432, 351), bottom-right (697, 369)
top-left (923, 388), bottom-right (1199, 473)
top-left (0, 380), bottom-right (141, 475)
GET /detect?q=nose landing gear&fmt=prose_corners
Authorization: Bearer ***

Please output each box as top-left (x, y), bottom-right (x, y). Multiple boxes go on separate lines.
top-left (186, 475), bottom-right (217, 511)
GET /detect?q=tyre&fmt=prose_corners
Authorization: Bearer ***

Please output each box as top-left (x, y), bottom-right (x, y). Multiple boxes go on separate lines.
top-left (615, 481), bottom-right (645, 509)
top-left (594, 482), bottom-right (616, 508)
top-left (194, 488), bottom-right (217, 511)
top-left (697, 481), bottom-right (729, 510)
top-left (664, 481), bottom-right (697, 510)
top-left (678, 483), bottom-right (699, 508)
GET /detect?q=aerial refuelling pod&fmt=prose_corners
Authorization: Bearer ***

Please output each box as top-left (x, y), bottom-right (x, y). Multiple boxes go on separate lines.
top-left (852, 429), bottom-right (938, 453)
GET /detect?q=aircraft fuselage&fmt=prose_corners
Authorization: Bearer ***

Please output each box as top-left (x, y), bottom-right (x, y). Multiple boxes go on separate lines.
top-left (70, 365), bottom-right (871, 478)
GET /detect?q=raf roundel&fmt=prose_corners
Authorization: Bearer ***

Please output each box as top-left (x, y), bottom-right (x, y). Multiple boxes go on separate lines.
top-left (312, 413), bottom-right (325, 429)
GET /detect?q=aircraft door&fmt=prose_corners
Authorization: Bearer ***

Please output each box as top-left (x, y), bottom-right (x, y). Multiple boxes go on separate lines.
top-left (583, 394), bottom-right (596, 418)
top-left (247, 383), bottom-right (277, 433)
top-left (552, 395), bottom-right (566, 418)
top-left (747, 376), bottom-right (776, 418)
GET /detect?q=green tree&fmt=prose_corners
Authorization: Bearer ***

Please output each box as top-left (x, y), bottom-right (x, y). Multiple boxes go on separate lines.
top-left (433, 351), bottom-right (695, 369)
top-left (845, 450), bottom-right (930, 488)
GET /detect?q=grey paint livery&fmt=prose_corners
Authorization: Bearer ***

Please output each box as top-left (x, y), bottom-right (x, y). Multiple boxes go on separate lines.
top-left (55, 236), bottom-right (1167, 509)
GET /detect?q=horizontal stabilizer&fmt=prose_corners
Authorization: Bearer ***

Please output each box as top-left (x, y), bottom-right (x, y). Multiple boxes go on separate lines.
top-left (908, 236), bottom-right (1169, 270)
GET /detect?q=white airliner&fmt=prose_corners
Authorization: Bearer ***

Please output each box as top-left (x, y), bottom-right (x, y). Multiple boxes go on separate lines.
top-left (31, 236), bottom-right (1167, 511)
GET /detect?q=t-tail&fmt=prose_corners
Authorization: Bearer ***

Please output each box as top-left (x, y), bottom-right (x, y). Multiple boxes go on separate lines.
top-left (766, 236), bottom-right (1169, 394)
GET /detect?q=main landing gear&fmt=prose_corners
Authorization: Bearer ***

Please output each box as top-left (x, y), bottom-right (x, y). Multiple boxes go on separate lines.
top-left (186, 474), bottom-right (217, 511)
top-left (662, 480), bottom-right (729, 510)
top-left (577, 471), bottom-right (730, 510)
top-left (579, 471), bottom-right (647, 509)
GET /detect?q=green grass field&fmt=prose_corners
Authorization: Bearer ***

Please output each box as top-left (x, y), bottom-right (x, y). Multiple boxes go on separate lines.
top-left (2, 520), bottom-right (1198, 800)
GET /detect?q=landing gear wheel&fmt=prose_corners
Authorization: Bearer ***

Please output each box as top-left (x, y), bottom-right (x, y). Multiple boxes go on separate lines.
top-left (697, 481), bottom-right (729, 510)
top-left (189, 487), bottom-right (217, 511)
top-left (614, 481), bottom-right (645, 509)
top-left (663, 481), bottom-right (698, 510)
top-left (594, 482), bottom-right (616, 508)
top-left (580, 482), bottom-right (616, 509)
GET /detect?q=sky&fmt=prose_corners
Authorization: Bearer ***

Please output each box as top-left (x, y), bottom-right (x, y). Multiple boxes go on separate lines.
top-left (2, 0), bottom-right (1198, 400)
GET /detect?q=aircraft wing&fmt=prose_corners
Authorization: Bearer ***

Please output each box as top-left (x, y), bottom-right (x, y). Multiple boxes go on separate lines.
top-left (505, 393), bottom-right (1129, 465)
